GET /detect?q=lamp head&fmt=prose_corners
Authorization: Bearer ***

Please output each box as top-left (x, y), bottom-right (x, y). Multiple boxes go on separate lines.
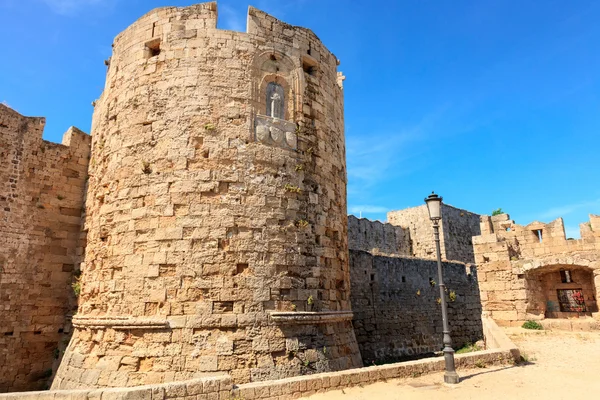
top-left (424, 191), bottom-right (443, 221)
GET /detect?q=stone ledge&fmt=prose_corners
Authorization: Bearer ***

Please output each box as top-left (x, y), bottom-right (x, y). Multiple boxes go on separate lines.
top-left (0, 375), bottom-right (231, 399)
top-left (72, 315), bottom-right (169, 330)
top-left (268, 311), bottom-right (354, 325)
top-left (233, 347), bottom-right (519, 399)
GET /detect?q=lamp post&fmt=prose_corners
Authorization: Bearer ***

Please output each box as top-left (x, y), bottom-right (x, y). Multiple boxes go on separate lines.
top-left (424, 192), bottom-right (460, 384)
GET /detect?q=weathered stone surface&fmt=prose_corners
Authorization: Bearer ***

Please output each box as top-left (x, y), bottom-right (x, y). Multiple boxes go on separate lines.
top-left (474, 213), bottom-right (600, 326)
top-left (0, 104), bottom-right (91, 392)
top-left (53, 1), bottom-right (361, 389)
top-left (349, 250), bottom-right (483, 364)
top-left (387, 204), bottom-right (481, 263)
top-left (347, 215), bottom-right (410, 256)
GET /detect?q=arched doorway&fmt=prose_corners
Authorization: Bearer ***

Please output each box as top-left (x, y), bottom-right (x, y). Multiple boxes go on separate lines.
top-left (525, 265), bottom-right (598, 318)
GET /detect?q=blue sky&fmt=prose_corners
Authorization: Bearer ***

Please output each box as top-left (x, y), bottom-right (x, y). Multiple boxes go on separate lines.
top-left (1, 1), bottom-right (599, 238)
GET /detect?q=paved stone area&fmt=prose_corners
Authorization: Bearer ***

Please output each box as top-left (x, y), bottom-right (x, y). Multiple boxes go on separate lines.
top-left (303, 327), bottom-right (600, 399)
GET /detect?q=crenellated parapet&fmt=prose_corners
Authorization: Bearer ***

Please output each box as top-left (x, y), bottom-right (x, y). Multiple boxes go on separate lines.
top-left (473, 213), bottom-right (600, 327)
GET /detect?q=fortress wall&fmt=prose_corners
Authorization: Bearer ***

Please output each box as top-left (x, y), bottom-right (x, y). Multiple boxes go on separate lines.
top-left (347, 215), bottom-right (411, 256)
top-left (349, 251), bottom-right (483, 365)
top-left (474, 214), bottom-right (600, 326)
top-left (387, 204), bottom-right (480, 264)
top-left (54, 2), bottom-right (361, 389)
top-left (0, 104), bottom-right (90, 392)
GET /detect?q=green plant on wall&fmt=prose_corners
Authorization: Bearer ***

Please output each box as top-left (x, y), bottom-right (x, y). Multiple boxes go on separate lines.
top-left (284, 184), bottom-right (301, 193)
top-left (72, 270), bottom-right (82, 297)
top-left (449, 290), bottom-right (457, 302)
top-left (522, 320), bottom-right (543, 330)
top-left (141, 161), bottom-right (152, 174)
top-left (295, 219), bottom-right (309, 228)
top-left (491, 208), bottom-right (504, 216)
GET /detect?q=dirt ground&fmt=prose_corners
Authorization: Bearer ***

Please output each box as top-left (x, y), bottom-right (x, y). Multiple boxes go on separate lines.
top-left (303, 327), bottom-right (600, 400)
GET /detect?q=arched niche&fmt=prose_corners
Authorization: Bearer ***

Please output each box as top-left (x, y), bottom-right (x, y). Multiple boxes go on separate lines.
top-left (249, 50), bottom-right (302, 149)
top-left (524, 264), bottom-right (598, 318)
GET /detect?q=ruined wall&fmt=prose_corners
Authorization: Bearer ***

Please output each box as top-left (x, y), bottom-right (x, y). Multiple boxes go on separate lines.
top-left (54, 2), bottom-right (361, 389)
top-left (474, 213), bottom-right (600, 326)
top-left (0, 104), bottom-right (90, 392)
top-left (387, 204), bottom-right (480, 264)
top-left (347, 215), bottom-right (410, 256)
top-left (349, 251), bottom-right (483, 364)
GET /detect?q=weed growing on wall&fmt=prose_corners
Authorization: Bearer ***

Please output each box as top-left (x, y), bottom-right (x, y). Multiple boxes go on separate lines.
top-left (522, 320), bottom-right (543, 330)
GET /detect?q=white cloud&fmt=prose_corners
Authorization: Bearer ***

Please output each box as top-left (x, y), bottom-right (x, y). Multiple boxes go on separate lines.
top-left (219, 5), bottom-right (245, 32)
top-left (256, 0), bottom-right (307, 19)
top-left (41, 0), bottom-right (113, 15)
top-left (346, 107), bottom-right (447, 194)
top-left (538, 198), bottom-right (600, 220)
top-left (348, 205), bottom-right (389, 214)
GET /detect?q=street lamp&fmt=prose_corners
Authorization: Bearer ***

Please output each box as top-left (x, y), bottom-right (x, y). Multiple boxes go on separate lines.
top-left (424, 192), bottom-right (460, 384)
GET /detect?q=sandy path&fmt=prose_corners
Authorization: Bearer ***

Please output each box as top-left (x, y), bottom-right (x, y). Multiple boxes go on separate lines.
top-left (303, 328), bottom-right (600, 400)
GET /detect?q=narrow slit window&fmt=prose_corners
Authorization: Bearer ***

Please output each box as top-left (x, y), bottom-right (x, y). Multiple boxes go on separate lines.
top-left (533, 229), bottom-right (543, 243)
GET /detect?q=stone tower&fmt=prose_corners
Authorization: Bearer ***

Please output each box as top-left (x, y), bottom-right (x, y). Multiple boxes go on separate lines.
top-left (53, 2), bottom-right (361, 388)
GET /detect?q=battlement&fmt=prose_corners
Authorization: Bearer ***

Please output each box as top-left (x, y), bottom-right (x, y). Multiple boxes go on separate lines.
top-left (474, 213), bottom-right (600, 264)
top-left (387, 203), bottom-right (481, 263)
top-left (103, 2), bottom-right (339, 99)
top-left (473, 213), bottom-right (600, 326)
top-left (0, 104), bottom-right (91, 154)
top-left (0, 105), bottom-right (90, 391)
top-left (347, 215), bottom-right (411, 256)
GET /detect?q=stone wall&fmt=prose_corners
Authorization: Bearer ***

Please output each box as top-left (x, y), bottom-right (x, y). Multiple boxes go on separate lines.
top-left (349, 250), bottom-right (483, 364)
top-left (347, 215), bottom-right (410, 256)
top-left (387, 204), bottom-right (480, 264)
top-left (0, 104), bottom-right (90, 392)
top-left (473, 213), bottom-right (600, 326)
top-left (54, 2), bottom-right (362, 389)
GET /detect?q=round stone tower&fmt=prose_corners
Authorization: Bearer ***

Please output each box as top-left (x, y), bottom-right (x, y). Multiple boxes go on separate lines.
top-left (53, 2), bottom-right (361, 388)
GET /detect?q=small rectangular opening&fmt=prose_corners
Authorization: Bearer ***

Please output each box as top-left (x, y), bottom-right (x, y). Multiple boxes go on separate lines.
top-left (370, 274), bottom-right (375, 281)
top-left (235, 263), bottom-right (248, 275)
top-left (402, 276), bottom-right (406, 283)
top-left (4, 331), bottom-right (13, 336)
top-left (145, 39), bottom-right (161, 59)
top-left (303, 63), bottom-right (315, 75)
top-left (302, 55), bottom-right (318, 76)
top-left (533, 229), bottom-right (543, 243)
top-left (33, 330), bottom-right (42, 335)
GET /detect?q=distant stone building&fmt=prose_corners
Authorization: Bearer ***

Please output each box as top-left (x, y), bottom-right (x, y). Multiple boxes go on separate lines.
top-left (0, 104), bottom-right (90, 392)
top-left (387, 204), bottom-right (481, 264)
top-left (473, 213), bottom-right (600, 326)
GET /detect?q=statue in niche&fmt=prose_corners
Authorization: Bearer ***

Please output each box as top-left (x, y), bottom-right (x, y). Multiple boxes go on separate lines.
top-left (266, 82), bottom-right (285, 119)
